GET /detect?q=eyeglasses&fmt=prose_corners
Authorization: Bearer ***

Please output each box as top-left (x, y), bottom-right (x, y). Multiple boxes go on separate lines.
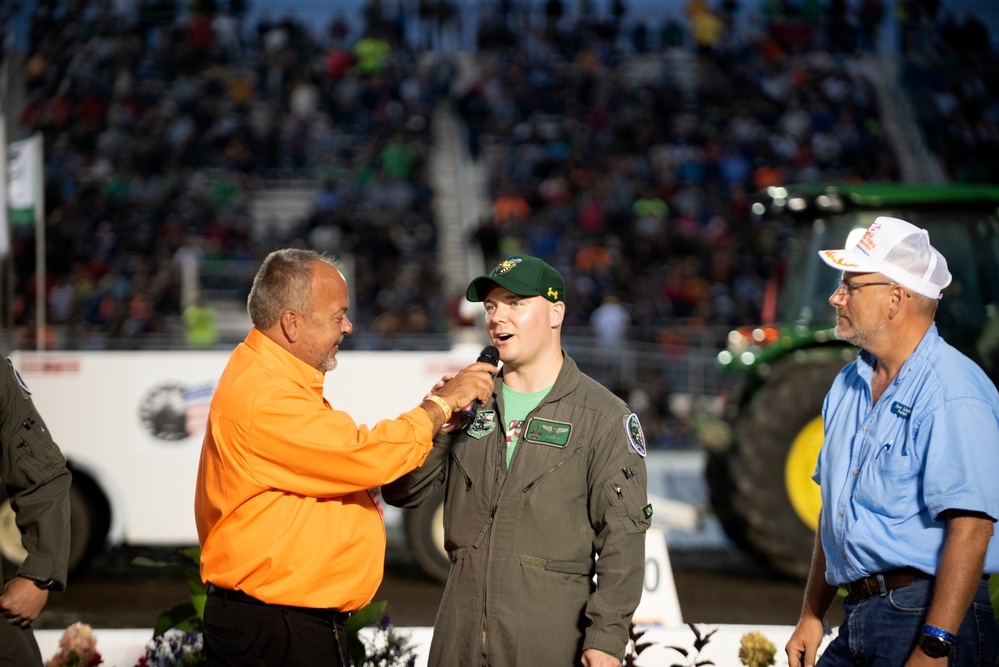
top-left (837, 279), bottom-right (897, 296)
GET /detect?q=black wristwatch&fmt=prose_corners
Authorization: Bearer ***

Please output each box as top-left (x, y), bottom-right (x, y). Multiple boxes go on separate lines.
top-left (918, 633), bottom-right (953, 659)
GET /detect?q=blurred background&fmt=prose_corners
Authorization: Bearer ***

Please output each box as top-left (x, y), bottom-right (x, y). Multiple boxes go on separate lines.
top-left (1, 0), bottom-right (997, 632)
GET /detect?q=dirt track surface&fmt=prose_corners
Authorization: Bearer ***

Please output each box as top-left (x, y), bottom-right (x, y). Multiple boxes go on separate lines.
top-left (31, 545), bottom-right (844, 631)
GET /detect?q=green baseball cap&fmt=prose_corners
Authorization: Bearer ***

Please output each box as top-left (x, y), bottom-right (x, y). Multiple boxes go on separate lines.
top-left (466, 254), bottom-right (566, 303)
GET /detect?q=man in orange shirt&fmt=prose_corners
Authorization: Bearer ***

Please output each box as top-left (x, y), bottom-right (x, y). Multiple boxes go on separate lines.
top-left (194, 249), bottom-right (494, 666)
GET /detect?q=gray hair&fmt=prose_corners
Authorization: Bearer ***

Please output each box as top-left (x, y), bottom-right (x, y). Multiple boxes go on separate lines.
top-left (247, 249), bottom-right (339, 328)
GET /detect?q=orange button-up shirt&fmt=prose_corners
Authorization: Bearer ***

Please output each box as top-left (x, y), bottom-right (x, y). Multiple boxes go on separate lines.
top-left (195, 329), bottom-right (434, 610)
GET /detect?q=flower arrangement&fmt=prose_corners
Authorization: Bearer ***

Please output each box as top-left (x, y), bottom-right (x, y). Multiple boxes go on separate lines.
top-left (357, 614), bottom-right (418, 667)
top-left (133, 631), bottom-right (206, 667)
top-left (45, 621), bottom-right (103, 667)
top-left (738, 631), bottom-right (777, 667)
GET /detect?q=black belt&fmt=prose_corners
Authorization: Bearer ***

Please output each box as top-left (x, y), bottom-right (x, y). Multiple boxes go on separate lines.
top-left (845, 567), bottom-right (931, 600)
top-left (207, 583), bottom-right (350, 624)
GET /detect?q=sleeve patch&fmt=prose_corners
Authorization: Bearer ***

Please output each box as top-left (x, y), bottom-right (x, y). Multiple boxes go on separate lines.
top-left (8, 357), bottom-right (31, 394)
top-left (625, 412), bottom-right (646, 457)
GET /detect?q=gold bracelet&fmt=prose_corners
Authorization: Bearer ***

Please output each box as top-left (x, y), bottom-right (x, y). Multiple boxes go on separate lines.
top-left (425, 394), bottom-right (452, 422)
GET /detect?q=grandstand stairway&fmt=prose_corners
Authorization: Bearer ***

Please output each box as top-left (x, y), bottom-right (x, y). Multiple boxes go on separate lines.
top-left (427, 54), bottom-right (490, 291)
top-left (248, 182), bottom-right (318, 242)
top-left (861, 55), bottom-right (946, 184)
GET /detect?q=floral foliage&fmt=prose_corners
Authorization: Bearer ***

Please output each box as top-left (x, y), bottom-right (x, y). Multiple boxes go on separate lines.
top-left (131, 630), bottom-right (206, 667)
top-left (45, 621), bottom-right (103, 667)
top-left (358, 615), bottom-right (418, 667)
top-left (738, 631), bottom-right (777, 667)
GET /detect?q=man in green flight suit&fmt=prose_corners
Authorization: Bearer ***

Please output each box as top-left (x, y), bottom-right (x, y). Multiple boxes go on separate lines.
top-left (383, 254), bottom-right (651, 666)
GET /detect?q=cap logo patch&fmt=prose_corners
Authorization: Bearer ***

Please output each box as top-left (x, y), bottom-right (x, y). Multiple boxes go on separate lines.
top-left (625, 413), bottom-right (646, 457)
top-left (493, 258), bottom-right (522, 275)
top-left (858, 222), bottom-right (881, 254)
top-left (547, 287), bottom-right (559, 300)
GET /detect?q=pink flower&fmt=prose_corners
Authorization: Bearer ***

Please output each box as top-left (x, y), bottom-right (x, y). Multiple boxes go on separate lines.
top-left (44, 622), bottom-right (103, 667)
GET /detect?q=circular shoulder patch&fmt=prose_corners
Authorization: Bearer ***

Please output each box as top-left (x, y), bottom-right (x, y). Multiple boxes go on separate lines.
top-left (624, 413), bottom-right (646, 457)
top-left (7, 358), bottom-right (31, 394)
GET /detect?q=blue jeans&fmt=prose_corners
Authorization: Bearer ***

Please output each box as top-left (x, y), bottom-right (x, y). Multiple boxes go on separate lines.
top-left (819, 577), bottom-right (999, 667)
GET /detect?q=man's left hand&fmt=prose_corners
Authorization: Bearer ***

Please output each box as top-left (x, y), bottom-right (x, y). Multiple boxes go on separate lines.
top-left (581, 648), bottom-right (622, 667)
top-left (0, 577), bottom-right (49, 627)
top-left (905, 647), bottom-right (948, 666)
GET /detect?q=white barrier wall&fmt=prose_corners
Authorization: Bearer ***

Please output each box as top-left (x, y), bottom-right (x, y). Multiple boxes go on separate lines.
top-left (36, 624), bottom-right (836, 667)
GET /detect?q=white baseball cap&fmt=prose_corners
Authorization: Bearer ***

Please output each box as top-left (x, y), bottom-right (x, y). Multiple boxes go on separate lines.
top-left (818, 216), bottom-right (952, 299)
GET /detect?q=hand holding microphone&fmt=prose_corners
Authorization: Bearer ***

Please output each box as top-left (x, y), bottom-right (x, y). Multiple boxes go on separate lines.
top-left (459, 346), bottom-right (499, 430)
top-left (424, 345), bottom-right (498, 433)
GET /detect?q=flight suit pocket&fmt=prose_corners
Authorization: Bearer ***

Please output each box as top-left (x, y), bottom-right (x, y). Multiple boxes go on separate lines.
top-left (12, 418), bottom-right (64, 487)
top-left (604, 471), bottom-right (651, 534)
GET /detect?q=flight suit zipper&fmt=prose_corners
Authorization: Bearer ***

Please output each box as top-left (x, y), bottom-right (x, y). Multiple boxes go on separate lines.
top-left (522, 448), bottom-right (581, 493)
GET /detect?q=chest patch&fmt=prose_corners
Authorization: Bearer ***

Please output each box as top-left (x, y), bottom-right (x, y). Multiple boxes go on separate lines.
top-left (890, 401), bottom-right (912, 420)
top-left (466, 410), bottom-right (497, 439)
top-left (523, 418), bottom-right (572, 447)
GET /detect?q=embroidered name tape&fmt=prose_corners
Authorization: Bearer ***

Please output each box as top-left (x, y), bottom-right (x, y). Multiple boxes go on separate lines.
top-left (523, 418), bottom-right (572, 447)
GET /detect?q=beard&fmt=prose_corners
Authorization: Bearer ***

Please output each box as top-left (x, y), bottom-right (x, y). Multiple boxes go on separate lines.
top-left (306, 339), bottom-right (340, 373)
top-left (835, 314), bottom-right (887, 350)
top-left (319, 353), bottom-right (338, 373)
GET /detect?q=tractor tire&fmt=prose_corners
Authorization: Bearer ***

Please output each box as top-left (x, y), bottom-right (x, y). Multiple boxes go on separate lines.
top-left (705, 448), bottom-right (752, 553)
top-left (725, 357), bottom-right (849, 580)
top-left (64, 474), bottom-right (111, 575)
top-left (0, 474), bottom-right (110, 577)
top-left (403, 488), bottom-right (450, 584)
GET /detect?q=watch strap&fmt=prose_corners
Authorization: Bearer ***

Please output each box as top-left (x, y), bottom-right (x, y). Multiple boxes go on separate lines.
top-left (28, 576), bottom-right (60, 591)
top-left (922, 624), bottom-right (958, 644)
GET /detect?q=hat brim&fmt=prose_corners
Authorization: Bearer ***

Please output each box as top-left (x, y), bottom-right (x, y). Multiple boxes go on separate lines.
top-left (466, 275), bottom-right (544, 302)
top-left (817, 248), bottom-right (881, 274)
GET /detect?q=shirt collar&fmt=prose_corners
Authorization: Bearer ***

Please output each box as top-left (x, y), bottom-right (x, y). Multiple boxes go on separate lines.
top-left (244, 328), bottom-right (326, 393)
top-left (857, 322), bottom-right (940, 384)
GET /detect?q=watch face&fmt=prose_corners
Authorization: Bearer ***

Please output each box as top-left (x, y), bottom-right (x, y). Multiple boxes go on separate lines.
top-left (919, 634), bottom-right (952, 659)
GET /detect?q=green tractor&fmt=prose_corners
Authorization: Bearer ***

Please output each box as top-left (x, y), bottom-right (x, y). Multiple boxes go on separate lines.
top-left (708, 183), bottom-right (999, 580)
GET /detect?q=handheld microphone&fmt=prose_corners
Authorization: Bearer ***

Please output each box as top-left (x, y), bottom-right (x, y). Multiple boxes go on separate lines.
top-left (460, 345), bottom-right (499, 430)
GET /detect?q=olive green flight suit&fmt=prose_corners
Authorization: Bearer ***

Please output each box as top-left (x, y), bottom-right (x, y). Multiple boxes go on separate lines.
top-left (0, 358), bottom-right (72, 667)
top-left (384, 354), bottom-right (651, 666)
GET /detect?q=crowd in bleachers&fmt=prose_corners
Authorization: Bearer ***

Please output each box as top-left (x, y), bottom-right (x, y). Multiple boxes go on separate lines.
top-left (897, 1), bottom-right (999, 183)
top-left (12, 0), bottom-right (448, 348)
top-left (469, 20), bottom-right (900, 338)
top-left (5, 0), bottom-right (996, 443)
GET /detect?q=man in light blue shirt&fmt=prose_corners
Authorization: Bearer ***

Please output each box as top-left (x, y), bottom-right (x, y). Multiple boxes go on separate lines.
top-left (786, 216), bottom-right (999, 667)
